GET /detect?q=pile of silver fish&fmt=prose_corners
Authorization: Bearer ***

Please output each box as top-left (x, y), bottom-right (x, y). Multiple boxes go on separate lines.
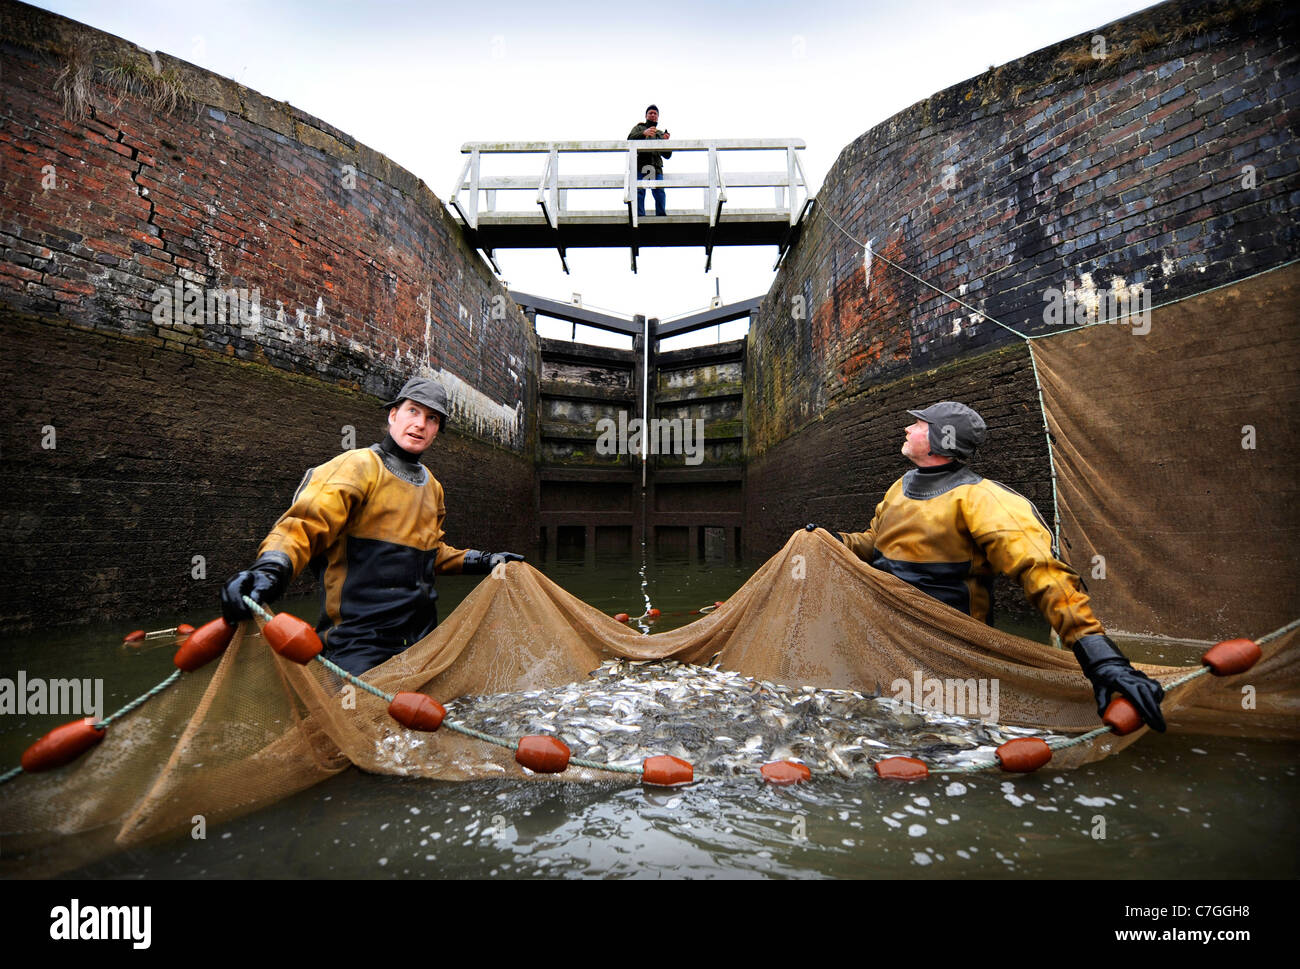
top-left (442, 658), bottom-right (1061, 778)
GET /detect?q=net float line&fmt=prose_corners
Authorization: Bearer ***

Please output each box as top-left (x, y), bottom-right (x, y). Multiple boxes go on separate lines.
top-left (646, 602), bottom-right (726, 618)
top-left (5, 608), bottom-right (1288, 790)
top-left (0, 618), bottom-right (224, 785)
top-left (872, 622), bottom-right (1291, 781)
top-left (122, 623), bottom-right (195, 645)
top-left (244, 598), bottom-right (658, 781)
top-left (612, 607), bottom-right (663, 625)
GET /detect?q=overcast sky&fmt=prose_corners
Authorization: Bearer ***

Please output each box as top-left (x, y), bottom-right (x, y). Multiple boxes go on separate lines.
top-left (34, 0), bottom-right (1157, 347)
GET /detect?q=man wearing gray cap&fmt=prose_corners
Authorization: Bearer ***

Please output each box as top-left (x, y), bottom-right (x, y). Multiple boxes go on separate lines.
top-left (220, 376), bottom-right (523, 675)
top-left (807, 401), bottom-right (1166, 732)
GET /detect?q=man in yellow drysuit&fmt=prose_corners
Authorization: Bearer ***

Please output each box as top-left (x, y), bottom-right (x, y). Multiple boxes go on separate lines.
top-left (808, 401), bottom-right (1166, 730)
top-left (220, 376), bottom-right (523, 675)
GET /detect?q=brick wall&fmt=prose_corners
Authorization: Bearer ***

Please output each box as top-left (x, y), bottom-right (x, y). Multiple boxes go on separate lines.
top-left (0, 1), bottom-right (537, 630)
top-left (745, 0), bottom-right (1298, 564)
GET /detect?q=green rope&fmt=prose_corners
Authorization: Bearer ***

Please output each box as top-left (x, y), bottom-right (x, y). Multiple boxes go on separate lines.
top-left (0, 662), bottom-right (183, 787)
top-left (245, 597), bottom-right (649, 771)
top-left (248, 595), bottom-right (1300, 785)
top-left (244, 597), bottom-right (530, 756)
top-left (1258, 616), bottom-right (1300, 646)
top-left (242, 596), bottom-right (275, 624)
top-left (876, 729), bottom-right (1102, 777)
top-left (930, 758), bottom-right (1001, 774)
top-left (95, 669), bottom-right (182, 729)
top-left (892, 617), bottom-right (1300, 777)
top-left (312, 653), bottom-right (394, 704)
top-left (568, 755), bottom-right (644, 775)
top-left (1142, 617), bottom-right (1299, 695)
top-left (1160, 665), bottom-right (1210, 692)
top-left (243, 595), bottom-right (399, 706)
top-left (1047, 725), bottom-right (1112, 752)
top-left (441, 720), bottom-right (518, 751)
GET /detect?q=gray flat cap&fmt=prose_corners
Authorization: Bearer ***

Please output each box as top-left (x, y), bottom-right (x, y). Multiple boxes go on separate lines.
top-left (907, 401), bottom-right (987, 460)
top-left (384, 376), bottom-right (450, 427)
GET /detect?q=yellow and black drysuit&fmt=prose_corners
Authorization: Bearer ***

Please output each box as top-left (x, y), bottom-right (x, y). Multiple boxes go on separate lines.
top-left (256, 439), bottom-right (473, 675)
top-left (837, 462), bottom-right (1104, 646)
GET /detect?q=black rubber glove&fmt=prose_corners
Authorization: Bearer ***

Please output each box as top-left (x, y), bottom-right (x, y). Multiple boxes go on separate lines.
top-left (461, 550), bottom-right (525, 575)
top-left (1072, 634), bottom-right (1166, 732)
top-left (220, 552), bottom-right (292, 624)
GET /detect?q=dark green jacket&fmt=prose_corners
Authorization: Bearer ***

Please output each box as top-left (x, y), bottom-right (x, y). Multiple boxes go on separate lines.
top-left (628, 122), bottom-right (672, 174)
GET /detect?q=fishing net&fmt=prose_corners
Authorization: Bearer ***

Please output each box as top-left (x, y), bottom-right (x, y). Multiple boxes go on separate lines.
top-left (2, 266), bottom-right (1297, 876)
top-left (1031, 263), bottom-right (1300, 642)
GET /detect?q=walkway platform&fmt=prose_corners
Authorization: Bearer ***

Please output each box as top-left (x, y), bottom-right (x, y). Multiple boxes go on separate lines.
top-left (448, 139), bottom-right (814, 272)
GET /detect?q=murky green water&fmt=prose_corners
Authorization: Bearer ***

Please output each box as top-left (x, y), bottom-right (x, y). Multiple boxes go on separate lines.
top-left (2, 553), bottom-right (1296, 879)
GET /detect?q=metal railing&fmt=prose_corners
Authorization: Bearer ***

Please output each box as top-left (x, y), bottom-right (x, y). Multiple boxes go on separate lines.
top-left (449, 138), bottom-right (811, 231)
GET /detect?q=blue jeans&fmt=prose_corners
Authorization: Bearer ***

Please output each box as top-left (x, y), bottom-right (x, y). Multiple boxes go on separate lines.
top-left (637, 171), bottom-right (666, 217)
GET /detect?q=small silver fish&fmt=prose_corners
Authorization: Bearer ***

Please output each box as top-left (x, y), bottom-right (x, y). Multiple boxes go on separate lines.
top-left (438, 658), bottom-right (1062, 777)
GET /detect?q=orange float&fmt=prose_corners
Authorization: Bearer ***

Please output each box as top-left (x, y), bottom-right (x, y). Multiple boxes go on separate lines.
top-left (1202, 638), bottom-right (1261, 676)
top-left (996, 737), bottom-right (1053, 773)
top-left (515, 735), bottom-right (571, 773)
top-left (647, 608), bottom-right (661, 618)
top-left (760, 761), bottom-right (811, 785)
top-left (642, 754), bottom-right (693, 786)
top-left (1102, 696), bottom-right (1144, 735)
top-left (21, 718), bottom-right (106, 772)
top-left (176, 623), bottom-right (195, 635)
top-left (614, 613), bottom-right (630, 623)
top-left (173, 617), bottom-right (237, 672)
top-left (263, 612), bottom-right (323, 664)
top-left (388, 693), bottom-right (446, 731)
top-left (123, 629), bottom-right (145, 644)
top-left (874, 756), bottom-right (929, 780)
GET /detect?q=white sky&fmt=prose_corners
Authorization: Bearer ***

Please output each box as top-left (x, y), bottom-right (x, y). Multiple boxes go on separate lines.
top-left (34, 0), bottom-right (1157, 348)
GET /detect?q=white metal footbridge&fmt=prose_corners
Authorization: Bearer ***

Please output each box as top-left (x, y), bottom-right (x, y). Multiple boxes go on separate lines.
top-left (447, 138), bottom-right (813, 272)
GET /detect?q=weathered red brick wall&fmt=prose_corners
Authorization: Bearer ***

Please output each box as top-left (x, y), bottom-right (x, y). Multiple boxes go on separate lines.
top-left (745, 0), bottom-right (1298, 563)
top-left (0, 1), bottom-right (537, 630)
